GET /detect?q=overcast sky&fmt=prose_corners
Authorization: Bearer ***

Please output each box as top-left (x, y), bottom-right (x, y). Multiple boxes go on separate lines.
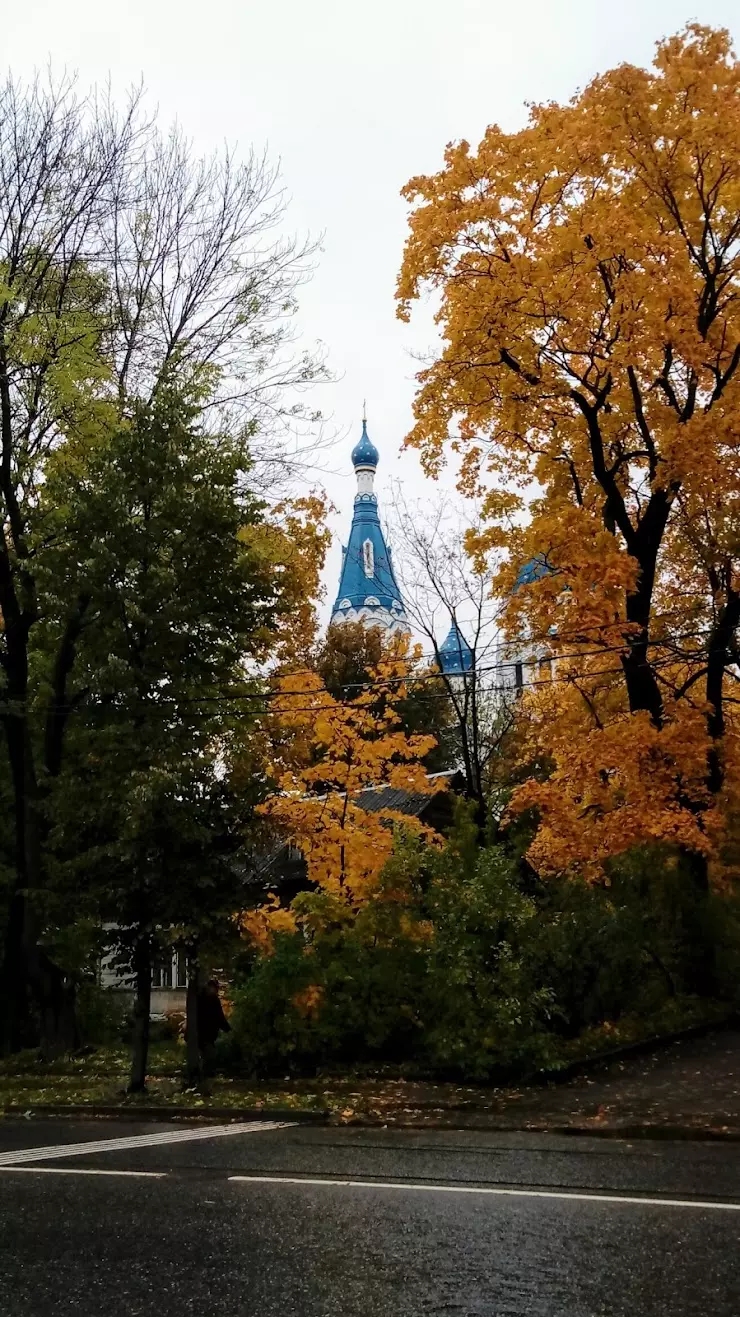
top-left (6, 0), bottom-right (740, 623)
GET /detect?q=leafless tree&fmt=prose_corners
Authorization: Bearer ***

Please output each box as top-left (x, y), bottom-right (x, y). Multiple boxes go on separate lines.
top-left (0, 71), bottom-right (326, 1049)
top-left (388, 488), bottom-right (514, 835)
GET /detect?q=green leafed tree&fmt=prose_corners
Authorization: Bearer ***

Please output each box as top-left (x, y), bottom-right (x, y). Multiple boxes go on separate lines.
top-left (39, 377), bottom-right (309, 1084)
top-left (0, 72), bottom-right (324, 1052)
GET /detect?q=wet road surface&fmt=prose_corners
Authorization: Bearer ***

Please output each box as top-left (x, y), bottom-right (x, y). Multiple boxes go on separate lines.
top-left (1, 1119), bottom-right (738, 1315)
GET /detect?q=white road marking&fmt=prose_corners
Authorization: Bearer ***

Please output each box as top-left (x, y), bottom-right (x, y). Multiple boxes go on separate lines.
top-left (228, 1174), bottom-right (740, 1213)
top-left (0, 1167), bottom-right (165, 1178)
top-left (0, 1121), bottom-right (293, 1166)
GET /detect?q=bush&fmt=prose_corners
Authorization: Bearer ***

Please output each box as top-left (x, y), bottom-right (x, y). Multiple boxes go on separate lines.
top-left (421, 843), bottom-right (556, 1078)
top-left (227, 825), bottom-right (740, 1083)
top-left (523, 844), bottom-right (740, 1039)
top-left (76, 982), bottom-right (129, 1045)
top-left (229, 886), bottom-right (430, 1075)
top-left (229, 827), bottom-right (556, 1080)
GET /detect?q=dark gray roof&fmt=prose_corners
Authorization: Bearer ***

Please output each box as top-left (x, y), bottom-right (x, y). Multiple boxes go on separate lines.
top-left (237, 771), bottom-right (465, 897)
top-left (353, 770), bottom-right (463, 819)
top-left (354, 785), bottom-right (439, 817)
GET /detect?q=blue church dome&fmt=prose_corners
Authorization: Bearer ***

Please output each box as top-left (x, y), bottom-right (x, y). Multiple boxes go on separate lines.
top-left (438, 621), bottom-right (474, 676)
top-left (513, 553), bottom-right (551, 593)
top-left (351, 419), bottom-right (379, 469)
top-left (331, 418), bottom-right (408, 634)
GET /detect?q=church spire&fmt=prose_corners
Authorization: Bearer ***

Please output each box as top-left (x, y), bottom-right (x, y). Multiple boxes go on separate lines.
top-left (331, 417), bottom-right (408, 635)
top-left (438, 620), bottom-right (473, 676)
top-left (350, 415), bottom-right (380, 496)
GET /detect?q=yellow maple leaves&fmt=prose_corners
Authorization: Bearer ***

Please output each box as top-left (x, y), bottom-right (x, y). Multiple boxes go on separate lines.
top-left (238, 895), bottom-right (298, 953)
top-left (240, 637), bottom-right (442, 952)
top-left (397, 25), bottom-right (740, 878)
top-left (512, 685), bottom-right (712, 879)
top-left (261, 641), bottom-right (439, 903)
top-left (239, 493), bottom-right (332, 666)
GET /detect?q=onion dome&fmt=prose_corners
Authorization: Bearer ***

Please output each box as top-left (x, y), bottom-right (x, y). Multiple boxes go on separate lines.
top-left (438, 622), bottom-right (474, 676)
top-left (351, 418), bottom-right (379, 469)
top-left (513, 553), bottom-right (551, 593)
top-left (331, 417), bottom-right (407, 635)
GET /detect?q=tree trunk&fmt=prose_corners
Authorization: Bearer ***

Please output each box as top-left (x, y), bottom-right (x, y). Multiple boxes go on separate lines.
top-left (2, 680), bottom-right (79, 1054)
top-left (0, 886), bottom-right (79, 1057)
top-left (2, 712), bottom-right (35, 1050)
top-left (37, 954), bottom-right (79, 1059)
top-left (184, 951), bottom-right (202, 1087)
top-left (678, 847), bottom-right (717, 999)
top-left (704, 588), bottom-right (740, 795)
top-left (128, 934), bottom-right (152, 1093)
top-left (0, 887), bottom-right (34, 1054)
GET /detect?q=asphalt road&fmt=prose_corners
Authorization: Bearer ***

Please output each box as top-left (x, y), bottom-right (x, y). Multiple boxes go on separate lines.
top-left (1, 1119), bottom-right (738, 1316)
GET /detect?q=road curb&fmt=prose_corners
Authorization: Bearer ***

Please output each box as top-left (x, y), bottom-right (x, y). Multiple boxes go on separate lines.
top-left (340, 1117), bottom-right (740, 1140)
top-left (0, 1103), bottom-right (331, 1124)
top-left (2, 1104), bottom-right (738, 1140)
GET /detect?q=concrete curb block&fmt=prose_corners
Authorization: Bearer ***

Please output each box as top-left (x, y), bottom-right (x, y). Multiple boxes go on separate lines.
top-left (341, 1118), bottom-right (740, 1140)
top-left (0, 1103), bottom-right (331, 1124)
top-left (549, 1123), bottom-right (740, 1141)
top-left (2, 1105), bottom-right (738, 1141)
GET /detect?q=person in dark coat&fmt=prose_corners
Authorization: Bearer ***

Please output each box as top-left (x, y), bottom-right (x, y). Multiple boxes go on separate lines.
top-left (196, 979), bottom-right (230, 1068)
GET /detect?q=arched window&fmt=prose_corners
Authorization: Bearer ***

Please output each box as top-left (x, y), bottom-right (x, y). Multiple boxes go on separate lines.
top-left (362, 539), bottom-right (374, 577)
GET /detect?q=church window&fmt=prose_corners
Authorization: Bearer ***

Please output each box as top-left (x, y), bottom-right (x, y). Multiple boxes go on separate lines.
top-left (362, 539), bottom-right (374, 577)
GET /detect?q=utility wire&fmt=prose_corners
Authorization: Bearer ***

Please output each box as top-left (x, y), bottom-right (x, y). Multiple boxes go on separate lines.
top-left (7, 653), bottom-right (691, 720)
top-left (1, 615), bottom-right (724, 719)
top-left (248, 605), bottom-right (717, 687)
top-left (0, 605), bottom-right (716, 718)
top-left (24, 624), bottom-right (717, 712)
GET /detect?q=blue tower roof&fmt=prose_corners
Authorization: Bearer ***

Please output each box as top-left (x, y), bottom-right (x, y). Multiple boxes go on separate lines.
top-left (351, 419), bottom-right (379, 469)
top-left (438, 621), bottom-right (474, 676)
top-left (331, 420), bottom-right (407, 631)
top-left (513, 553), bottom-right (552, 593)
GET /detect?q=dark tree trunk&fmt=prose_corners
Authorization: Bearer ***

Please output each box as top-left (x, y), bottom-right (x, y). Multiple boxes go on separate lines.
top-left (620, 503), bottom-right (670, 730)
top-left (678, 847), bottom-right (717, 998)
top-left (185, 951), bottom-right (202, 1087)
top-left (0, 887), bottom-right (35, 1054)
top-left (0, 888), bottom-right (79, 1056)
top-left (2, 644), bottom-right (80, 1054)
top-left (37, 955), bottom-right (79, 1058)
top-left (128, 933), bottom-right (152, 1093)
top-left (466, 671), bottom-right (487, 845)
top-left (705, 589), bottom-right (740, 796)
top-left (1, 710), bottom-right (34, 1051)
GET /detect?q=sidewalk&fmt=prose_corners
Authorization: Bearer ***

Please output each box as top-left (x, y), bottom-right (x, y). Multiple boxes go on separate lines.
top-left (332, 1027), bottom-right (740, 1134)
top-left (3, 1028), bottom-right (739, 1137)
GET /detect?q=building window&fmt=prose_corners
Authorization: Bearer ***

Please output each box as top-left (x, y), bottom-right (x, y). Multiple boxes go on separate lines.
top-left (152, 948), bottom-right (187, 990)
top-left (151, 955), bottom-right (173, 990)
top-left (363, 539), bottom-right (374, 577)
top-left (514, 661), bottom-right (524, 694)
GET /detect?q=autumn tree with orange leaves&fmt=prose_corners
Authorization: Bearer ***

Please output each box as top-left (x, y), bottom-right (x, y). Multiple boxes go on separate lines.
top-left (247, 641), bottom-right (439, 936)
top-left (397, 26), bottom-right (740, 954)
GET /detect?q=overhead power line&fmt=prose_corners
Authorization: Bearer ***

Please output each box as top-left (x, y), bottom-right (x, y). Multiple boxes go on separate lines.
top-left (64, 623), bottom-right (724, 708)
top-left (239, 607), bottom-right (717, 689)
top-left (6, 650), bottom-right (698, 721)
